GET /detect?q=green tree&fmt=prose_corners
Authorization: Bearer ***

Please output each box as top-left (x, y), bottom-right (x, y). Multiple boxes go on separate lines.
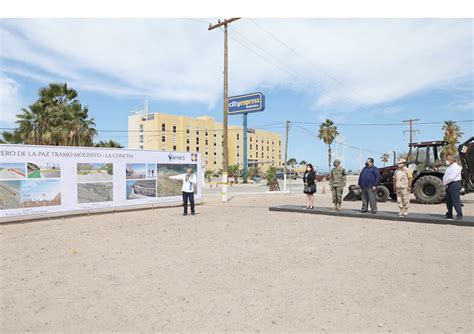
top-left (204, 170), bottom-right (213, 182)
top-left (318, 119), bottom-right (339, 172)
top-left (0, 131), bottom-right (21, 144)
top-left (265, 166), bottom-right (280, 191)
top-left (228, 164), bottom-right (240, 183)
top-left (299, 160), bottom-right (307, 166)
top-left (381, 153), bottom-right (390, 167)
top-left (287, 158), bottom-right (297, 168)
top-left (95, 140), bottom-right (124, 148)
top-left (442, 120), bottom-right (464, 158)
top-left (2, 83), bottom-right (97, 146)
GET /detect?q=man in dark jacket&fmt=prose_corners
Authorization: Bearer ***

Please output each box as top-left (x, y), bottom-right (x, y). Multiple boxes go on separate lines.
top-left (358, 158), bottom-right (380, 214)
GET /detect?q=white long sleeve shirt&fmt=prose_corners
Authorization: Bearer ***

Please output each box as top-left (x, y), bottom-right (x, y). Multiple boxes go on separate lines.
top-left (169, 173), bottom-right (197, 193)
top-left (442, 162), bottom-right (462, 185)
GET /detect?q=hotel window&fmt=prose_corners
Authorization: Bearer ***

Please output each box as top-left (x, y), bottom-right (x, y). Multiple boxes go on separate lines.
top-left (196, 147), bottom-right (199, 152)
top-left (139, 124), bottom-right (144, 132)
top-left (262, 152), bottom-right (264, 158)
top-left (205, 131), bottom-right (208, 137)
top-left (237, 153), bottom-right (240, 157)
top-left (162, 123), bottom-right (166, 131)
top-left (205, 151), bottom-right (208, 155)
top-left (214, 133), bottom-right (217, 138)
top-left (279, 140), bottom-right (281, 146)
top-left (250, 144), bottom-right (252, 150)
top-left (186, 128), bottom-right (190, 134)
top-left (214, 142), bottom-right (216, 147)
top-left (139, 135), bottom-right (143, 143)
top-left (196, 129), bottom-right (199, 136)
top-left (173, 145), bottom-right (176, 151)
top-left (256, 144), bottom-right (258, 150)
top-left (214, 152), bottom-right (217, 156)
top-left (250, 154), bottom-right (252, 158)
top-left (250, 137), bottom-right (252, 142)
top-left (186, 138), bottom-right (190, 144)
top-left (205, 139), bottom-right (208, 145)
top-left (237, 145), bottom-right (239, 149)
top-left (237, 134), bottom-right (239, 140)
top-left (196, 138), bottom-right (199, 144)
top-left (186, 146), bottom-right (190, 152)
top-left (173, 125), bottom-right (176, 133)
top-left (214, 161), bottom-right (217, 165)
top-left (162, 136), bottom-right (166, 142)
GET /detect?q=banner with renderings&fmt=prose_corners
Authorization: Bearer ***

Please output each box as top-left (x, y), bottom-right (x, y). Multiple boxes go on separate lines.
top-left (0, 145), bottom-right (202, 221)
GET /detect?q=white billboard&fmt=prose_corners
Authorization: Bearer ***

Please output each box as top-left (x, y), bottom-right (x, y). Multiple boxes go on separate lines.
top-left (0, 145), bottom-right (202, 221)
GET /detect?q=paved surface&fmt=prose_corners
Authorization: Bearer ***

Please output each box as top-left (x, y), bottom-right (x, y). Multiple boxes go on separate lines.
top-left (269, 205), bottom-right (474, 227)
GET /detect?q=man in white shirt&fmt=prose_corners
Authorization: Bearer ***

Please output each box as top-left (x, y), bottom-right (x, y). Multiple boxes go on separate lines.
top-left (169, 168), bottom-right (197, 216)
top-left (442, 154), bottom-right (463, 220)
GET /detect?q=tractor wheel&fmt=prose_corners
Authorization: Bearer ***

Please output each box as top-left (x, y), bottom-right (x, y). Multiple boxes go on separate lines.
top-left (376, 185), bottom-right (390, 202)
top-left (413, 175), bottom-right (445, 204)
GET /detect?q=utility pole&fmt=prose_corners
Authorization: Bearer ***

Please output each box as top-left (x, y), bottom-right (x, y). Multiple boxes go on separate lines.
top-left (403, 118), bottom-right (420, 145)
top-left (208, 17), bottom-right (240, 203)
top-left (283, 120), bottom-right (290, 192)
top-left (403, 118), bottom-right (420, 161)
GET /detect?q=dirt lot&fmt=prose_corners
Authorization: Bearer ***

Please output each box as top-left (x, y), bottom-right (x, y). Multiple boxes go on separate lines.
top-left (1, 192), bottom-right (473, 332)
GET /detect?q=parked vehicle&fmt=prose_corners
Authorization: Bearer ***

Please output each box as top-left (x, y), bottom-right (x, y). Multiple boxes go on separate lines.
top-left (344, 137), bottom-right (474, 204)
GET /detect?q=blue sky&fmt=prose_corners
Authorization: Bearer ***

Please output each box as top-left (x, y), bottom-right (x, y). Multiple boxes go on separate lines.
top-left (1, 19), bottom-right (472, 171)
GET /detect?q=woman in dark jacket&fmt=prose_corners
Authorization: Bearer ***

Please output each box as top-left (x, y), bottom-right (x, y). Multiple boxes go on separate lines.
top-left (303, 163), bottom-right (316, 209)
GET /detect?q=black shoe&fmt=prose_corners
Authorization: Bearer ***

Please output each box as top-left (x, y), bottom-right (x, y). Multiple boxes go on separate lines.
top-left (183, 213), bottom-right (187, 216)
top-left (456, 215), bottom-right (463, 221)
top-left (191, 212), bottom-right (195, 215)
top-left (446, 216), bottom-right (453, 220)
top-left (359, 210), bottom-right (368, 214)
top-left (371, 211), bottom-right (377, 214)
top-left (445, 213), bottom-right (452, 218)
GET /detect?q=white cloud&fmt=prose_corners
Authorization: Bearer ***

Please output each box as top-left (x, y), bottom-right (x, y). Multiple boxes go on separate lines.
top-left (0, 18), bottom-right (472, 112)
top-left (0, 75), bottom-right (21, 124)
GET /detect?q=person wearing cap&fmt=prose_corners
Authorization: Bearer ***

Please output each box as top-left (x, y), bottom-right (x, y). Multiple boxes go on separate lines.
top-left (329, 159), bottom-right (346, 211)
top-left (393, 158), bottom-right (412, 217)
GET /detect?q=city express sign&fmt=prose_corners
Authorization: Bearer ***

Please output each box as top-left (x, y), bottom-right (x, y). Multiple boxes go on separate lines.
top-left (228, 92), bottom-right (265, 115)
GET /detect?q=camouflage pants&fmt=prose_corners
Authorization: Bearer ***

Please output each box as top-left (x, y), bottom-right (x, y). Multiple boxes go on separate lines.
top-left (332, 186), bottom-right (343, 204)
top-left (396, 188), bottom-right (410, 213)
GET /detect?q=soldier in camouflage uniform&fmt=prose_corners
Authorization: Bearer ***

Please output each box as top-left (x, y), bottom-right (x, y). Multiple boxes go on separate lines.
top-left (393, 158), bottom-right (412, 217)
top-left (329, 159), bottom-right (346, 211)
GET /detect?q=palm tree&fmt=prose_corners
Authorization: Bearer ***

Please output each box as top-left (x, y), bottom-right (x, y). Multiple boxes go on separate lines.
top-left (204, 170), bottom-right (213, 183)
top-left (95, 140), bottom-right (124, 148)
top-left (318, 119), bottom-right (339, 172)
top-left (381, 153), bottom-right (390, 167)
top-left (299, 160), bottom-right (307, 166)
top-left (287, 158), bottom-right (297, 169)
top-left (442, 121), bottom-right (464, 158)
top-left (228, 164), bottom-right (240, 183)
top-left (3, 82), bottom-right (97, 147)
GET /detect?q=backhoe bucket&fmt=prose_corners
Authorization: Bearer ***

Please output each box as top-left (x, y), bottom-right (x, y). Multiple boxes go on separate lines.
top-left (344, 185), bottom-right (361, 201)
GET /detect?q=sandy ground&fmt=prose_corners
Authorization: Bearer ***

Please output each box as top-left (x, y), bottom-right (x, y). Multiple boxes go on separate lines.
top-left (1, 191), bottom-right (473, 332)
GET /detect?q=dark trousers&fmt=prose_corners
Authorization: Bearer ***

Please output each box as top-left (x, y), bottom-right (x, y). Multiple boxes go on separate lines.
top-left (182, 191), bottom-right (195, 214)
top-left (361, 187), bottom-right (377, 212)
top-left (446, 181), bottom-right (462, 217)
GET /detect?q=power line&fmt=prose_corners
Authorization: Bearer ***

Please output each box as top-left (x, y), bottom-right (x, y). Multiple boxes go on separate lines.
top-left (247, 18), bottom-right (397, 111)
top-left (229, 28), bottom-right (365, 110)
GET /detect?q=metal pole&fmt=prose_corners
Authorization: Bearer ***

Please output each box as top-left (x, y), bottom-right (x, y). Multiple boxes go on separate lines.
top-left (243, 113), bottom-right (248, 183)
